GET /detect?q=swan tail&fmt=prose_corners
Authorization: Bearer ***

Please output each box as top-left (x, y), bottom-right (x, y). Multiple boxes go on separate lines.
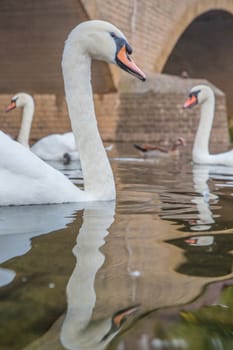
top-left (63, 152), bottom-right (72, 165)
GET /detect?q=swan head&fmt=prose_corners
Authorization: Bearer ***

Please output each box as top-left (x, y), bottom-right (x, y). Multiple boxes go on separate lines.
top-left (63, 20), bottom-right (146, 81)
top-left (183, 85), bottom-right (214, 109)
top-left (174, 137), bottom-right (186, 148)
top-left (100, 305), bottom-right (139, 343)
top-left (5, 93), bottom-right (34, 112)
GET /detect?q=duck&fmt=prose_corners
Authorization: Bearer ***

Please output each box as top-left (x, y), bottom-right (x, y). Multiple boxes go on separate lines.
top-left (0, 20), bottom-right (145, 205)
top-left (183, 84), bottom-right (233, 166)
top-left (134, 137), bottom-right (185, 157)
top-left (5, 92), bottom-right (112, 164)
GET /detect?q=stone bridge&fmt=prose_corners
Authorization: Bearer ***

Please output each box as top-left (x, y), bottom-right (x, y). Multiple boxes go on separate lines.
top-left (0, 0), bottom-right (233, 148)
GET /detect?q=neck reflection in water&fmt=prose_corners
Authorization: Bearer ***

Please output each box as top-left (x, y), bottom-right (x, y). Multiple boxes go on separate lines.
top-left (160, 163), bottom-right (233, 232)
top-left (166, 164), bottom-right (233, 278)
top-left (191, 164), bottom-right (218, 231)
top-left (60, 201), bottom-right (139, 350)
top-left (191, 163), bottom-right (233, 232)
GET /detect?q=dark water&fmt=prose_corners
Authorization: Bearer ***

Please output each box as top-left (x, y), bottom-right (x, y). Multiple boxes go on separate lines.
top-left (0, 146), bottom-right (233, 350)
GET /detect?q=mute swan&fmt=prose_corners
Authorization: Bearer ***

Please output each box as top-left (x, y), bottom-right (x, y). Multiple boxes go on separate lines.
top-left (6, 93), bottom-right (113, 164)
top-left (134, 137), bottom-right (185, 157)
top-left (0, 20), bottom-right (145, 205)
top-left (183, 84), bottom-right (233, 166)
top-left (5, 92), bottom-right (79, 162)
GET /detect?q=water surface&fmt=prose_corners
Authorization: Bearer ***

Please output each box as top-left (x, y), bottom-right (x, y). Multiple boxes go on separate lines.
top-left (0, 145), bottom-right (233, 350)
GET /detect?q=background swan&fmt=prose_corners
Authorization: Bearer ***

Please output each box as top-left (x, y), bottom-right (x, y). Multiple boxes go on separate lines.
top-left (183, 84), bottom-right (233, 166)
top-left (6, 93), bottom-right (80, 163)
top-left (6, 93), bottom-right (113, 164)
top-left (0, 20), bottom-right (145, 205)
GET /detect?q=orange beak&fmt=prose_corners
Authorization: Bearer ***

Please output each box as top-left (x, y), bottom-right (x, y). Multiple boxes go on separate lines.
top-left (5, 101), bottom-right (16, 112)
top-left (183, 95), bottom-right (197, 109)
top-left (113, 305), bottom-right (139, 327)
top-left (185, 238), bottom-right (197, 245)
top-left (116, 45), bottom-right (146, 81)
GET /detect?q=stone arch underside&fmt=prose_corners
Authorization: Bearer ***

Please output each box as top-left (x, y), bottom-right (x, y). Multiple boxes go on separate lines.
top-left (156, 0), bottom-right (233, 73)
top-left (0, 0), bottom-right (115, 95)
top-left (162, 9), bottom-right (233, 122)
top-left (158, 1), bottom-right (233, 124)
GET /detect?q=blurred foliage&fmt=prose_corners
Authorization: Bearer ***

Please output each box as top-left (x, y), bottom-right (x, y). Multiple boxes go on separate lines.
top-left (158, 285), bottom-right (233, 350)
top-left (228, 126), bottom-right (233, 143)
top-left (108, 285), bottom-right (233, 350)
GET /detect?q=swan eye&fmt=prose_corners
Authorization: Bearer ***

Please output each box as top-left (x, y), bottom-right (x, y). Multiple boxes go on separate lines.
top-left (110, 32), bottom-right (118, 39)
top-left (125, 42), bottom-right (132, 55)
top-left (111, 32), bottom-right (132, 56)
top-left (190, 89), bottom-right (201, 98)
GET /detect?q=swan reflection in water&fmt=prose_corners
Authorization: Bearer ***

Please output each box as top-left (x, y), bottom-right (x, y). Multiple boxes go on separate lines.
top-left (190, 164), bottom-right (219, 231)
top-left (161, 163), bottom-right (233, 232)
top-left (191, 163), bottom-right (233, 231)
top-left (60, 201), bottom-right (139, 350)
top-left (0, 202), bottom-right (84, 287)
top-left (58, 164), bottom-right (233, 348)
top-left (165, 164), bottom-right (233, 278)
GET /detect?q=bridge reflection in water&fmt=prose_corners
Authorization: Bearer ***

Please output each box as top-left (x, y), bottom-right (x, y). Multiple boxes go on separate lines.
top-left (0, 148), bottom-right (233, 349)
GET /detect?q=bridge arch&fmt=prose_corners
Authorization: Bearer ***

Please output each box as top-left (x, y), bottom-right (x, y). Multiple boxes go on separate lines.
top-left (157, 0), bottom-right (233, 73)
top-left (161, 2), bottom-right (233, 122)
top-left (1, 0), bottom-right (233, 142)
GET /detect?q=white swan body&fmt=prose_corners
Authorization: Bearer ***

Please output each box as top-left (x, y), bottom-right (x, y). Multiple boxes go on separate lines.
top-left (184, 84), bottom-right (233, 166)
top-left (0, 131), bottom-right (89, 205)
top-left (6, 92), bottom-right (79, 162)
top-left (0, 20), bottom-right (145, 205)
top-left (31, 132), bottom-right (78, 161)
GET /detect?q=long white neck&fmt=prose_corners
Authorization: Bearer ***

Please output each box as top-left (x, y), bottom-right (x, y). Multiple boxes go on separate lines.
top-left (62, 41), bottom-right (115, 201)
top-left (17, 99), bottom-right (34, 147)
top-left (192, 165), bottom-right (214, 229)
top-left (193, 92), bottom-right (215, 160)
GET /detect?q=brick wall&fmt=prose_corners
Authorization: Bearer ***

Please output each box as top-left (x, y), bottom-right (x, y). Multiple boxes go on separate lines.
top-left (2, 0), bottom-right (233, 93)
top-left (95, 74), bottom-right (229, 152)
top-left (0, 0), bottom-right (114, 95)
top-left (116, 74), bottom-right (229, 149)
top-left (1, 74), bottom-right (229, 152)
top-left (1, 0), bottom-right (233, 146)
